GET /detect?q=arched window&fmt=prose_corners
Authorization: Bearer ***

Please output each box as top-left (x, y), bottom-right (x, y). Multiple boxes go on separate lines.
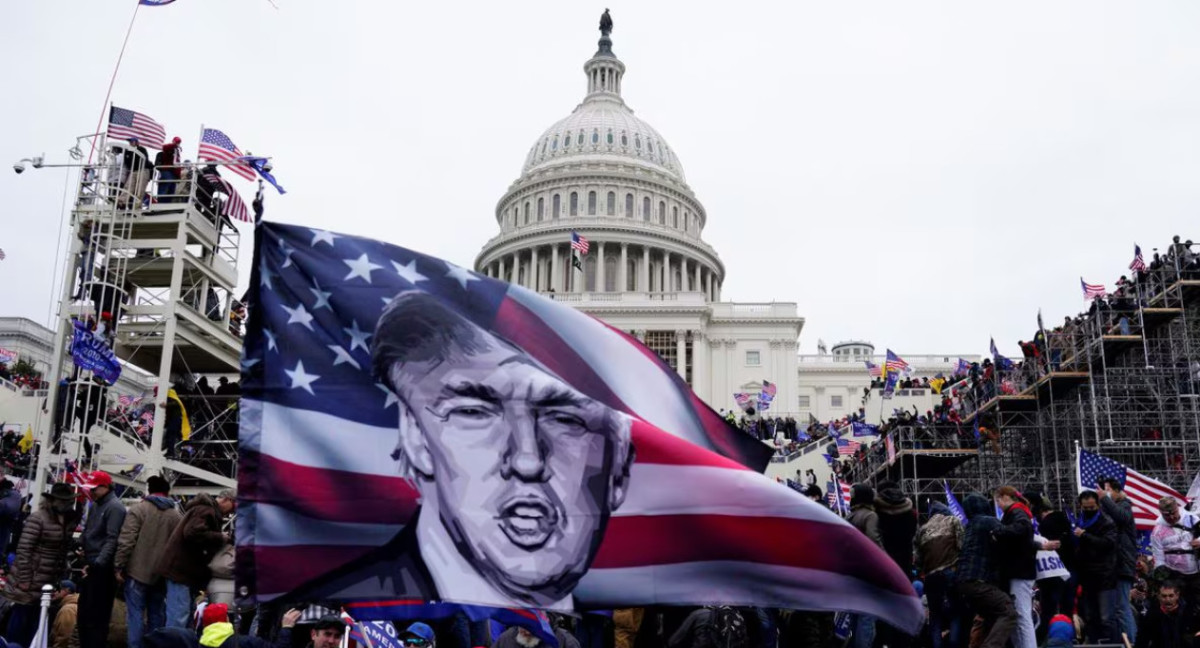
top-left (658, 201), bottom-right (666, 224)
top-left (648, 140), bottom-right (655, 154)
top-left (672, 206), bottom-right (679, 228)
top-left (606, 130), bottom-right (614, 145)
top-left (588, 191), bottom-right (597, 215)
top-left (685, 210), bottom-right (691, 232)
top-left (625, 193), bottom-right (634, 218)
top-left (591, 130), bottom-right (599, 145)
top-left (523, 202), bottom-right (530, 225)
top-left (635, 135), bottom-right (642, 150)
top-left (564, 132), bottom-right (571, 148)
top-left (570, 192), bottom-right (578, 216)
top-left (553, 194), bottom-right (561, 219)
top-left (551, 137), bottom-right (558, 151)
top-left (537, 197), bottom-right (545, 221)
top-left (606, 191), bottom-right (615, 215)
top-left (577, 132), bottom-right (584, 146)
top-left (584, 255), bottom-right (598, 291)
top-left (540, 139), bottom-right (547, 155)
top-left (621, 132), bottom-right (628, 147)
top-left (626, 258), bottom-right (637, 291)
top-left (604, 256), bottom-right (617, 292)
top-left (643, 197), bottom-right (650, 221)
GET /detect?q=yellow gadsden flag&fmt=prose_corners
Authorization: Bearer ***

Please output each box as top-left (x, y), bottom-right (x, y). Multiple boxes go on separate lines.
top-left (166, 389), bottom-right (192, 441)
top-left (17, 426), bottom-right (34, 454)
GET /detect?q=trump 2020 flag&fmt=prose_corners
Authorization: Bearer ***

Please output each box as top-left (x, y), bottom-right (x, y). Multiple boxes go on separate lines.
top-left (238, 222), bottom-right (922, 631)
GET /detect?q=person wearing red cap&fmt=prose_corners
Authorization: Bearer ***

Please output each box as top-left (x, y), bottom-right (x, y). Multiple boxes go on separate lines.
top-left (77, 470), bottom-right (127, 648)
top-left (155, 137), bottom-right (182, 202)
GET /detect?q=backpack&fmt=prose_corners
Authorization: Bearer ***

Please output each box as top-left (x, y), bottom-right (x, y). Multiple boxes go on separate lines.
top-left (695, 607), bottom-right (748, 648)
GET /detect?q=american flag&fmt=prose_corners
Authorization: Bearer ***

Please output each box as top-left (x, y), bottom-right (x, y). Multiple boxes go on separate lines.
top-left (1078, 448), bottom-right (1186, 531)
top-left (117, 395), bottom-right (136, 408)
top-left (954, 358), bottom-right (971, 375)
top-left (837, 437), bottom-right (861, 456)
top-left (237, 221), bottom-right (921, 631)
top-left (885, 349), bottom-right (909, 373)
top-left (107, 106), bottom-right (166, 150)
top-left (826, 479), bottom-right (851, 514)
top-left (202, 171), bottom-right (251, 223)
top-left (865, 361), bottom-right (881, 378)
top-left (733, 392), bottom-right (752, 410)
top-left (885, 433), bottom-right (896, 465)
top-left (570, 231), bottom-right (590, 255)
top-left (761, 380), bottom-right (777, 400)
top-left (1130, 244), bottom-right (1147, 273)
top-left (1081, 278), bottom-right (1107, 300)
top-left (198, 128), bottom-right (256, 181)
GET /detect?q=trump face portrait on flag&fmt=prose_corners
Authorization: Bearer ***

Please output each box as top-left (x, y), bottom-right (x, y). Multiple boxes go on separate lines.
top-left (363, 289), bottom-right (634, 609)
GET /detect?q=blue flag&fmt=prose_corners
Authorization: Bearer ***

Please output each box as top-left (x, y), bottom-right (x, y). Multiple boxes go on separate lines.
top-left (239, 156), bottom-right (286, 194)
top-left (972, 417), bottom-right (981, 442)
top-left (70, 320), bottom-right (121, 384)
top-left (942, 482), bottom-right (968, 525)
top-left (852, 421), bottom-right (878, 438)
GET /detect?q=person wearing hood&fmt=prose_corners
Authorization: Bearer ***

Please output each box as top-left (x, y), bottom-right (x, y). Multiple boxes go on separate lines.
top-left (953, 492), bottom-right (1015, 648)
top-left (116, 475), bottom-right (183, 648)
top-left (3, 483), bottom-right (80, 648)
top-left (1074, 490), bottom-right (1119, 643)
top-left (993, 486), bottom-right (1036, 648)
top-left (918, 500), bottom-right (963, 648)
top-left (1099, 476), bottom-right (1140, 644)
top-left (847, 484), bottom-right (881, 648)
top-left (875, 482), bottom-right (918, 648)
top-left (155, 489), bottom-right (236, 629)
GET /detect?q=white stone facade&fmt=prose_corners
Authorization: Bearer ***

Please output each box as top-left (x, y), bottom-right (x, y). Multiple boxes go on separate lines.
top-left (474, 30), bottom-right (803, 412)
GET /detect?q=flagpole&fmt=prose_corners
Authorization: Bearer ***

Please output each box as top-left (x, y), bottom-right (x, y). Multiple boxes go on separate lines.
top-left (86, 0), bottom-right (143, 165)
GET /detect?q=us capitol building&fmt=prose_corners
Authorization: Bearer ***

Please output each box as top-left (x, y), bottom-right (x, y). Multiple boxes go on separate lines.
top-left (472, 13), bottom-right (964, 420)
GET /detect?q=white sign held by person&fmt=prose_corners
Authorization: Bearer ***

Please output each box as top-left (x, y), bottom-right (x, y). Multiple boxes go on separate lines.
top-left (1034, 534), bottom-right (1069, 581)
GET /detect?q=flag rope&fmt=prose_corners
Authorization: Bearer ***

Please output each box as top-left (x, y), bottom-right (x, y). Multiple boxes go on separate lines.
top-left (86, 0), bottom-right (143, 165)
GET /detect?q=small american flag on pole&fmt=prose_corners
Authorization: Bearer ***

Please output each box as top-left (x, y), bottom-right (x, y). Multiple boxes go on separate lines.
top-left (202, 170), bottom-right (251, 223)
top-left (837, 437), bottom-right (861, 456)
top-left (1081, 278), bottom-right (1107, 300)
top-left (107, 106), bottom-right (166, 150)
top-left (865, 361), bottom-right (881, 378)
top-left (1130, 244), bottom-right (1147, 273)
top-left (570, 231), bottom-right (590, 255)
top-left (199, 128), bottom-right (256, 181)
top-left (885, 349), bottom-right (909, 374)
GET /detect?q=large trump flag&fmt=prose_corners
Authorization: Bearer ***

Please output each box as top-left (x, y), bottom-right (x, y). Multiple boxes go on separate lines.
top-left (238, 222), bottom-right (921, 632)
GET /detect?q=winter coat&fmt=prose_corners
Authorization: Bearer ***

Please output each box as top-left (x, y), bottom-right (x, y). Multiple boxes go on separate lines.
top-left (1101, 495), bottom-right (1138, 581)
top-left (1075, 509), bottom-right (1119, 590)
top-left (155, 494), bottom-right (226, 589)
top-left (994, 502), bottom-right (1037, 582)
top-left (494, 626), bottom-right (582, 648)
top-left (848, 504), bottom-right (883, 549)
top-left (3, 502), bottom-right (78, 605)
top-left (115, 495), bottom-right (183, 586)
top-left (1135, 604), bottom-right (1198, 648)
top-left (955, 494), bottom-right (1001, 585)
top-left (51, 593), bottom-right (78, 648)
top-left (1038, 510), bottom-right (1077, 573)
top-left (916, 510), bottom-right (963, 575)
top-left (82, 490), bottom-right (127, 567)
top-left (0, 487), bottom-right (22, 551)
top-left (875, 488), bottom-right (918, 575)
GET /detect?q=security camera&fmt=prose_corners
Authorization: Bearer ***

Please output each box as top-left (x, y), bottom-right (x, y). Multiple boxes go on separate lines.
top-left (31, 156), bottom-right (44, 169)
top-left (13, 162), bottom-right (25, 174)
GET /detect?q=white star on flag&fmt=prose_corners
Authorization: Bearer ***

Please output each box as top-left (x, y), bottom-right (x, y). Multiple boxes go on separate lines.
top-left (444, 261), bottom-right (479, 289)
top-left (344, 254), bottom-right (383, 283)
top-left (260, 259), bottom-right (274, 290)
top-left (392, 259), bottom-right (427, 285)
top-left (376, 383), bottom-right (399, 409)
top-left (310, 282), bottom-right (333, 311)
top-left (281, 303), bottom-right (315, 330)
top-left (328, 345), bottom-right (362, 370)
top-left (344, 320), bottom-right (371, 353)
top-left (310, 229), bottom-right (340, 247)
top-left (240, 357), bottom-right (261, 371)
top-left (264, 328), bottom-right (278, 352)
top-left (280, 241), bottom-right (296, 268)
top-left (285, 360), bottom-right (320, 395)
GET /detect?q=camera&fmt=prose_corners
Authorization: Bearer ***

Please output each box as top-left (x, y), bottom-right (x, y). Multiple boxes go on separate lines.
top-left (13, 162), bottom-right (25, 174)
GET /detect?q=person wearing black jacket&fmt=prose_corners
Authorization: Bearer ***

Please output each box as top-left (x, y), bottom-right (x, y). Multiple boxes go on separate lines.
top-left (994, 486), bottom-right (1037, 648)
top-left (1030, 494), bottom-right (1077, 641)
top-left (1135, 581), bottom-right (1197, 648)
top-left (953, 493), bottom-right (1016, 648)
top-left (874, 482), bottom-right (918, 648)
top-left (1075, 490), bottom-right (1119, 643)
top-left (1100, 477), bottom-right (1140, 644)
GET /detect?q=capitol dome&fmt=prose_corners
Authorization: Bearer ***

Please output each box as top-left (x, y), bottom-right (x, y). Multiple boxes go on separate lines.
top-left (475, 22), bottom-right (725, 303)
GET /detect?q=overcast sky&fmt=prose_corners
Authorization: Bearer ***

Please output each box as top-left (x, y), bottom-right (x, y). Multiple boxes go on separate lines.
top-left (4, 1), bottom-right (1199, 358)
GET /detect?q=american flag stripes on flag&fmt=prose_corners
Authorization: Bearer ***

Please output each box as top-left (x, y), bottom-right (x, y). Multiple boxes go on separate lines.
top-left (761, 380), bottom-right (777, 399)
top-left (107, 106), bottom-right (166, 150)
top-left (570, 231), bottom-right (590, 255)
top-left (201, 171), bottom-right (251, 223)
top-left (837, 437), bottom-right (861, 456)
top-left (1078, 448), bottom-right (1186, 531)
top-left (885, 349), bottom-right (909, 374)
top-left (237, 221), bottom-right (921, 631)
top-left (826, 479), bottom-right (851, 514)
top-left (1081, 278), bottom-right (1107, 300)
top-left (198, 128), bottom-right (256, 181)
top-left (865, 361), bottom-right (881, 378)
top-left (954, 358), bottom-right (971, 376)
top-left (1130, 244), bottom-right (1147, 273)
